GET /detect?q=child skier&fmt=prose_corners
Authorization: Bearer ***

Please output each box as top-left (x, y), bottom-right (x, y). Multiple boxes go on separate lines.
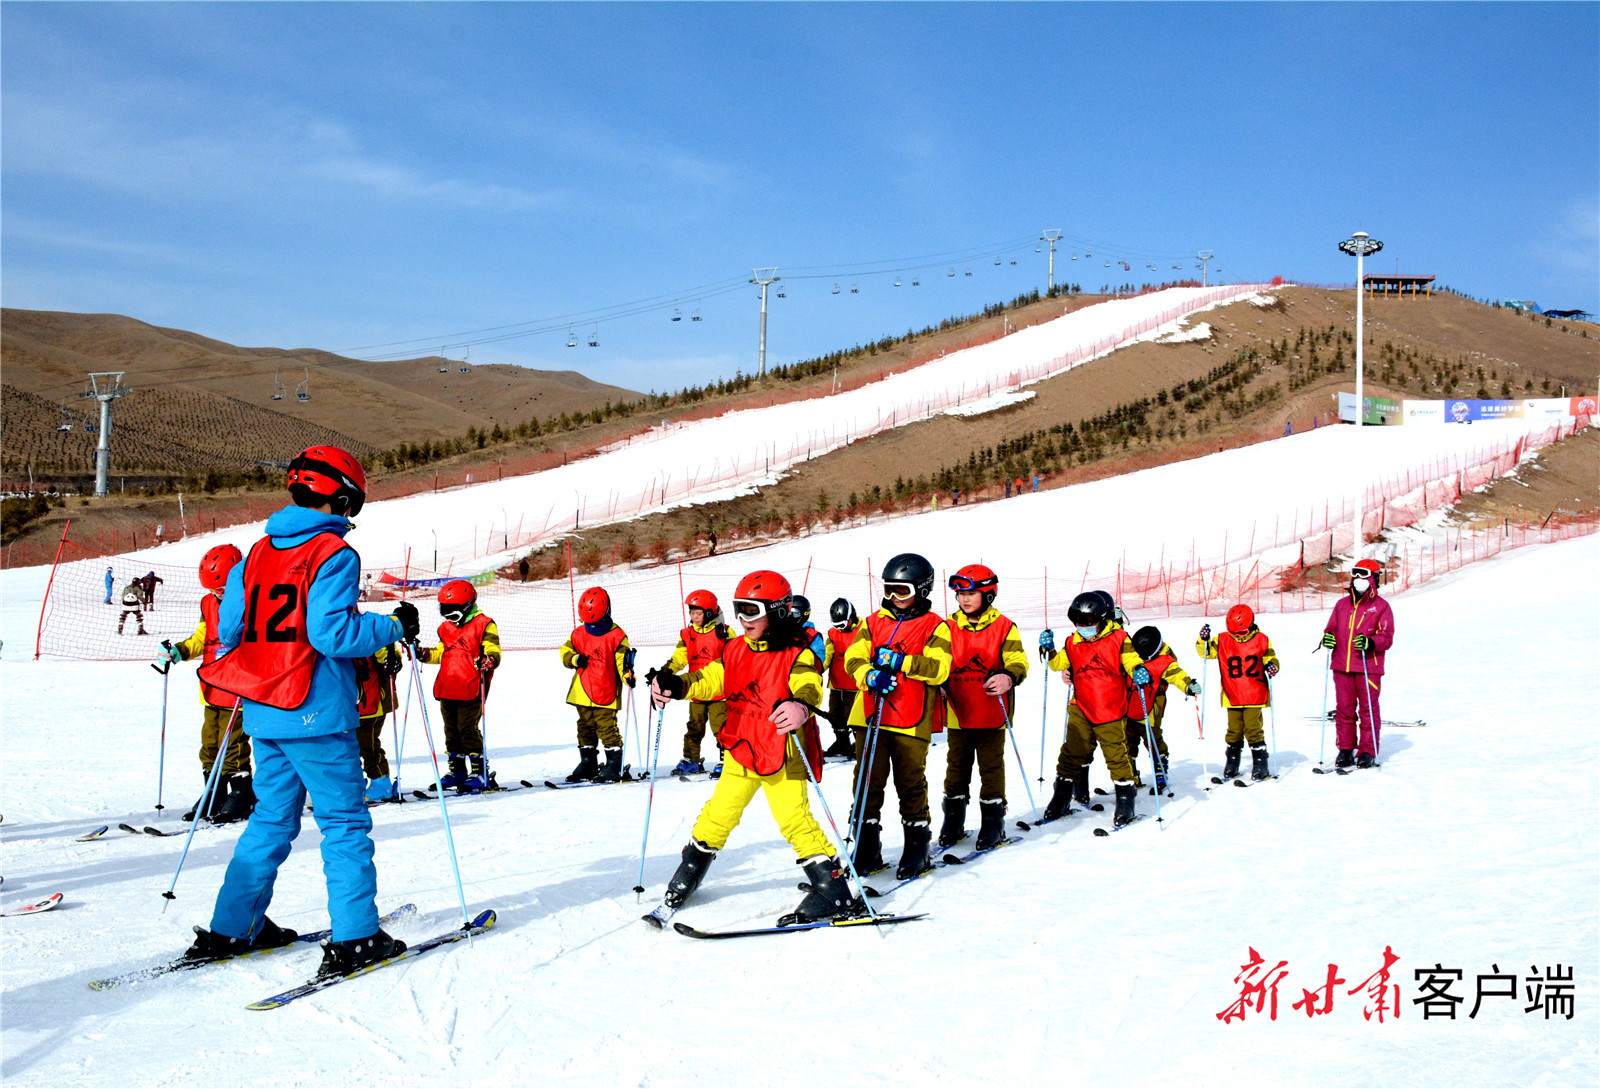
top-left (1039, 591), bottom-right (1141, 827)
top-left (648, 569), bottom-right (857, 922)
top-left (560, 586), bottom-right (635, 783)
top-left (841, 553), bottom-right (953, 879)
top-left (659, 589), bottom-right (730, 775)
top-left (1124, 625), bottom-right (1200, 792)
top-left (190, 445), bottom-right (416, 976)
top-left (823, 597), bottom-right (864, 758)
top-left (939, 564), bottom-right (1028, 850)
top-left (154, 543), bottom-right (254, 823)
top-left (1319, 558), bottom-right (1395, 768)
top-left (419, 579), bottom-right (501, 793)
top-left (354, 643), bottom-right (403, 803)
top-left (1197, 604), bottom-right (1281, 781)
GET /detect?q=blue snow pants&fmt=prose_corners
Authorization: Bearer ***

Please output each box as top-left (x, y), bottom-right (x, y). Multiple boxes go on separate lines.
top-left (208, 731), bottom-right (379, 942)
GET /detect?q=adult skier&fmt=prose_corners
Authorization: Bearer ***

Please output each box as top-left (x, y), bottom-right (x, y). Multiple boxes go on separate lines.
top-left (1039, 591), bottom-right (1141, 827)
top-left (823, 598), bottom-right (864, 759)
top-left (939, 564), bottom-right (1028, 850)
top-left (841, 553), bottom-right (953, 879)
top-left (560, 587), bottom-right (635, 783)
top-left (419, 579), bottom-right (501, 793)
top-left (659, 589), bottom-right (730, 776)
top-left (1319, 558), bottom-right (1395, 768)
top-left (154, 543), bottom-right (254, 823)
top-left (1197, 604), bottom-right (1281, 781)
top-left (1124, 625), bottom-right (1200, 791)
top-left (104, 566), bottom-right (114, 604)
top-left (116, 580), bottom-right (147, 636)
top-left (648, 569), bottom-right (856, 922)
top-left (188, 445), bottom-right (418, 977)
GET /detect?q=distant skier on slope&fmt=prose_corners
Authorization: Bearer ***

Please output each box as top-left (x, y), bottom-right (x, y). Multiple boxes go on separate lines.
top-left (657, 589), bottom-right (730, 776)
top-left (648, 569), bottom-right (857, 923)
top-left (1320, 559), bottom-right (1395, 768)
top-left (418, 579), bottom-right (501, 793)
top-left (559, 587), bottom-right (634, 783)
top-left (189, 445), bottom-right (417, 978)
top-left (1197, 605), bottom-right (1281, 782)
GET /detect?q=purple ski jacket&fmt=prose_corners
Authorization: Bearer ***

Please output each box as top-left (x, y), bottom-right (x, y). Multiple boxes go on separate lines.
top-left (1323, 587), bottom-right (1395, 676)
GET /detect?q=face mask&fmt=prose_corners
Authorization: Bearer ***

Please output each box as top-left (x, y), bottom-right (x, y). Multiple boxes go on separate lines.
top-left (1351, 576), bottom-right (1371, 594)
top-left (1075, 624), bottom-right (1099, 639)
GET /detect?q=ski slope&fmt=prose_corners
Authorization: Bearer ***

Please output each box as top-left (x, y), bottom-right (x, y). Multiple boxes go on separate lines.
top-left (2, 532), bottom-right (1595, 1084)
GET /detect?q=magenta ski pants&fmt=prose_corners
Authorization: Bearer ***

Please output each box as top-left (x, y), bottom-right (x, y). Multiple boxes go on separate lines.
top-left (1333, 670), bottom-right (1382, 757)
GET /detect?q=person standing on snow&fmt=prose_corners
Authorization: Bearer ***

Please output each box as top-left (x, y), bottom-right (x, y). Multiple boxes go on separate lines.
top-left (188, 445), bottom-right (418, 978)
top-left (1123, 625), bottom-right (1200, 793)
top-left (822, 598), bottom-right (864, 759)
top-left (1320, 559), bottom-right (1394, 768)
top-left (658, 589), bottom-right (730, 776)
top-left (104, 567), bottom-right (115, 604)
top-left (418, 579), bottom-right (502, 793)
top-left (354, 643), bottom-right (403, 803)
top-left (560, 587), bottom-right (635, 783)
top-left (1197, 605), bottom-right (1281, 782)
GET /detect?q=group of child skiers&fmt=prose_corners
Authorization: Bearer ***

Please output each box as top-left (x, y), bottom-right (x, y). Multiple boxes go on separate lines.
top-left (155, 443), bottom-right (1397, 974)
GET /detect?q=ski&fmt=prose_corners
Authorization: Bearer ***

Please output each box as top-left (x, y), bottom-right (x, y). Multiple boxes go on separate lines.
top-left (1305, 714), bottom-right (1425, 728)
top-left (76, 825), bottom-right (110, 842)
top-left (1336, 762), bottom-right (1382, 775)
top-left (1092, 816), bottom-right (1148, 837)
top-left (247, 909), bottom-right (496, 1010)
top-left (1210, 776), bottom-right (1250, 788)
top-left (1016, 802), bottom-right (1102, 830)
top-left (411, 783), bottom-right (522, 801)
top-left (2, 892), bottom-right (64, 917)
top-left (941, 835), bottom-right (1024, 866)
top-left (641, 904), bottom-right (677, 929)
top-left (539, 770), bottom-right (639, 790)
top-left (672, 912), bottom-right (927, 940)
top-left (87, 904), bottom-right (418, 991)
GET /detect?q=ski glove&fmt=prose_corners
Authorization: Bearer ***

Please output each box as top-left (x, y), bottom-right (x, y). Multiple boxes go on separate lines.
top-left (864, 669), bottom-right (898, 694)
top-left (983, 670), bottom-right (1015, 696)
top-left (872, 647), bottom-right (906, 673)
top-left (392, 602), bottom-right (420, 644)
top-left (1352, 635), bottom-right (1372, 652)
top-left (1185, 679), bottom-right (1201, 697)
top-left (1038, 629), bottom-right (1056, 658)
top-left (768, 699), bottom-right (810, 734)
top-left (1264, 661), bottom-right (1279, 678)
top-left (155, 642), bottom-right (183, 666)
top-left (1198, 624), bottom-right (1211, 641)
top-left (1131, 665), bottom-right (1152, 686)
top-left (382, 648), bottom-right (404, 676)
top-left (477, 655), bottom-right (497, 673)
top-left (624, 671), bottom-right (637, 689)
top-left (1320, 632), bottom-right (1338, 649)
top-left (649, 669), bottom-right (685, 707)
top-left (571, 652), bottom-right (589, 670)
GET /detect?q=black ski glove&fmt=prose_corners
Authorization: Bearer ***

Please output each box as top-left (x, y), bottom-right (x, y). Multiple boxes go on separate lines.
top-left (392, 602), bottom-right (420, 644)
top-left (572, 652), bottom-right (589, 670)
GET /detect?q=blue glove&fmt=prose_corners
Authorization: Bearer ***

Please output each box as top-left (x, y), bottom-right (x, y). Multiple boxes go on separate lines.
top-left (154, 642), bottom-right (182, 667)
top-left (1132, 665), bottom-right (1151, 686)
top-left (865, 669), bottom-right (898, 694)
top-left (1038, 629), bottom-right (1055, 658)
top-left (1352, 634), bottom-right (1371, 652)
top-left (872, 647), bottom-right (906, 672)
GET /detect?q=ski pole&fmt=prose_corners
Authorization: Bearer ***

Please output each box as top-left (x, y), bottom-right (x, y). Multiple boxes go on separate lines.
top-left (1037, 639), bottom-right (1051, 787)
top-left (790, 729), bottom-right (878, 921)
top-left (1266, 675), bottom-right (1279, 776)
top-left (394, 654), bottom-right (414, 799)
top-left (408, 649), bottom-right (471, 928)
top-left (997, 696), bottom-right (1039, 819)
top-left (152, 647), bottom-right (172, 811)
top-left (850, 615), bottom-right (905, 845)
top-left (162, 699), bottom-right (240, 908)
top-left (1360, 648), bottom-right (1380, 761)
top-left (1193, 697), bottom-right (1210, 789)
top-left (631, 705), bottom-right (666, 896)
top-left (1136, 688), bottom-right (1163, 827)
top-left (478, 665), bottom-right (494, 785)
top-left (1318, 648), bottom-right (1331, 766)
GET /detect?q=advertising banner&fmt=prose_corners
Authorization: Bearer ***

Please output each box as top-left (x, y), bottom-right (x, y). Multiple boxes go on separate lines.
top-left (1443, 399), bottom-right (1524, 423)
top-left (1404, 400), bottom-right (1445, 423)
top-left (1337, 392), bottom-right (1403, 424)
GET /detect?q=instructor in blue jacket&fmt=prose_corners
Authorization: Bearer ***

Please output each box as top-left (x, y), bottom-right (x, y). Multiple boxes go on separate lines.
top-left (190, 446), bottom-right (421, 979)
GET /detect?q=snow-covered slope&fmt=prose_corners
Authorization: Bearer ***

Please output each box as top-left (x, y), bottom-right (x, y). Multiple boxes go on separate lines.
top-left (2, 534), bottom-right (1594, 1086)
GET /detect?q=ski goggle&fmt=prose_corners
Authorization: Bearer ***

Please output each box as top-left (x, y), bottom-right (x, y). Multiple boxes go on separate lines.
top-left (732, 598), bottom-right (774, 621)
top-left (947, 574), bottom-right (997, 593)
top-left (883, 581), bottom-right (917, 600)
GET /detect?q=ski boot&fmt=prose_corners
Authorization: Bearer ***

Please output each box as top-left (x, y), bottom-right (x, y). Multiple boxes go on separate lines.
top-left (440, 754), bottom-right (468, 791)
top-left (937, 796), bottom-right (968, 848)
top-left (895, 821), bottom-right (932, 880)
top-left (663, 840), bottom-right (716, 907)
top-left (213, 774), bottom-right (256, 823)
top-left (364, 775), bottom-right (394, 804)
top-left (1112, 782), bottom-right (1138, 828)
top-left (672, 758), bottom-right (704, 776)
top-left (565, 746), bottom-right (599, 783)
top-left (824, 729), bottom-right (855, 760)
top-left (788, 856), bottom-right (858, 924)
top-left (850, 818), bottom-right (885, 874)
top-left (1042, 776), bottom-right (1075, 821)
top-left (1071, 765), bottom-right (1091, 807)
top-left (1335, 749), bottom-right (1356, 768)
top-left (1153, 750), bottom-right (1170, 793)
top-left (185, 771), bottom-right (229, 822)
top-left (316, 929), bottom-right (406, 980)
top-left (708, 760), bottom-right (724, 780)
top-left (596, 747), bottom-right (625, 783)
top-left (1250, 744), bottom-right (1272, 781)
top-left (181, 917), bottom-right (298, 964)
top-left (459, 755), bottom-right (487, 794)
top-left (1222, 742), bottom-right (1243, 780)
top-left (975, 800), bottom-right (1007, 850)
top-left (1356, 752), bottom-right (1376, 769)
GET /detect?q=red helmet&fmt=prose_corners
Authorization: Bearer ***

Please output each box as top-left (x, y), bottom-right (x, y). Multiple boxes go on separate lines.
top-left (685, 589), bottom-right (718, 614)
top-left (286, 445), bottom-right (368, 517)
top-left (1226, 604), bottom-right (1255, 634)
top-left (578, 586), bottom-right (611, 625)
top-left (439, 579), bottom-right (476, 606)
top-left (948, 564), bottom-right (998, 593)
top-left (1352, 559), bottom-right (1382, 580)
top-left (198, 544), bottom-right (242, 590)
top-left (734, 569), bottom-right (791, 604)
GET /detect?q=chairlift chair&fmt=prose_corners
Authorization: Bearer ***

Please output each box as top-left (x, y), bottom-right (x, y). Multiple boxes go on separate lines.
top-left (84, 411), bottom-right (97, 435)
top-left (1035, 243), bottom-right (1043, 253)
top-left (271, 371), bottom-right (286, 400)
top-left (831, 282), bottom-right (841, 295)
top-left (691, 305), bottom-right (702, 321)
top-left (672, 307), bottom-right (683, 322)
top-left (947, 266), bottom-right (955, 277)
top-left (567, 326), bottom-right (578, 347)
top-left (894, 275), bottom-right (903, 287)
top-left (1009, 258), bottom-right (1016, 265)
top-left (776, 283), bottom-right (786, 299)
top-left (57, 398), bottom-right (73, 432)
top-left (295, 369), bottom-right (311, 402)
top-left (849, 281), bottom-right (859, 294)
top-left (912, 273), bottom-right (921, 286)
top-left (964, 266), bottom-right (972, 276)
top-left (588, 325), bottom-right (599, 347)
top-left (993, 256), bottom-right (1001, 266)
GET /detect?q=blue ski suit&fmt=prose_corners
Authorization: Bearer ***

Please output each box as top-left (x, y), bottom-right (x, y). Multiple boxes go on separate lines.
top-left (207, 504), bottom-right (404, 942)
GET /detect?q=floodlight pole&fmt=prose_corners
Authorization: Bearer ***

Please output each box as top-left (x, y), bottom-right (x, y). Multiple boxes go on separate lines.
top-left (80, 372), bottom-right (129, 497)
top-left (751, 268), bottom-right (780, 377)
top-left (1040, 230), bottom-right (1063, 292)
top-left (1339, 230), bottom-right (1384, 561)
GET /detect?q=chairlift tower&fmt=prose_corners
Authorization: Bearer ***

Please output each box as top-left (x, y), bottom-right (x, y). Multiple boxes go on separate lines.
top-left (1196, 250), bottom-right (1214, 287)
top-left (1338, 230), bottom-right (1384, 562)
top-left (1040, 230), bottom-right (1063, 292)
top-left (750, 268), bottom-right (780, 377)
top-left (79, 372), bottom-right (129, 497)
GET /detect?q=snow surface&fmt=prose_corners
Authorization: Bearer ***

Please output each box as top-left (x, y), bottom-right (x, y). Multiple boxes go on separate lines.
top-left (1154, 320), bottom-right (1213, 344)
top-left (943, 388), bottom-right (1036, 417)
top-left (2, 537), bottom-right (1595, 1084)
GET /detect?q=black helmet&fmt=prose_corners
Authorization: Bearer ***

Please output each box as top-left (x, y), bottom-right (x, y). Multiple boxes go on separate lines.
top-left (789, 594), bottom-right (812, 624)
top-left (881, 553), bottom-right (935, 618)
top-left (829, 597), bottom-right (857, 630)
top-left (1067, 591), bottom-right (1110, 630)
top-left (1131, 625), bottom-right (1162, 661)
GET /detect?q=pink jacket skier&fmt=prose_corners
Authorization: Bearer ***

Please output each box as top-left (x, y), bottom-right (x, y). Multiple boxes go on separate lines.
top-left (1320, 559), bottom-right (1395, 767)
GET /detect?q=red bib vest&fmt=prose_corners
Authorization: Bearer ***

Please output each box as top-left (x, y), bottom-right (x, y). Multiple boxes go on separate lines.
top-left (1065, 627), bottom-right (1132, 725)
top-left (1216, 631), bottom-right (1272, 707)
top-left (572, 625), bottom-right (627, 706)
top-left (861, 610), bottom-right (946, 730)
top-left (434, 614), bottom-right (491, 701)
top-left (197, 593), bottom-right (235, 707)
top-left (945, 614), bottom-right (1013, 730)
top-left (1130, 650), bottom-right (1175, 718)
top-left (197, 532), bottom-right (349, 711)
top-left (681, 623), bottom-right (729, 701)
top-left (355, 655), bottom-right (384, 717)
top-left (826, 626), bottom-right (859, 690)
top-left (719, 639), bottom-right (822, 778)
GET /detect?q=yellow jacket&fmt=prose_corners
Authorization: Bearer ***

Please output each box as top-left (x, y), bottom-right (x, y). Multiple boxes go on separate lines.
top-left (842, 608), bottom-right (953, 737)
top-left (683, 638), bottom-right (824, 707)
top-left (944, 607), bottom-right (1029, 730)
top-left (559, 631), bottom-right (634, 710)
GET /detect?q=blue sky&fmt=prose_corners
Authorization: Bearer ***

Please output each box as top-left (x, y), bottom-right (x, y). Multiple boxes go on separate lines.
top-left (3, 2), bottom-right (1595, 396)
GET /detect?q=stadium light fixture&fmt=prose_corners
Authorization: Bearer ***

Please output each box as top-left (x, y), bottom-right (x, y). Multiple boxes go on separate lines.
top-left (1338, 230), bottom-right (1384, 560)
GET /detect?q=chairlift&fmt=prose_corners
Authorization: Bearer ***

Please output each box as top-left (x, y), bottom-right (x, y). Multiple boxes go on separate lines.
top-left (1104, 259), bottom-right (1112, 267)
top-left (567, 326), bottom-right (578, 347)
top-left (271, 371), bottom-right (286, 400)
top-left (894, 275), bottom-right (903, 287)
top-left (1008, 258), bottom-right (1017, 265)
top-left (691, 305), bottom-right (702, 322)
top-left (1035, 243), bottom-right (1043, 253)
top-left (1071, 252), bottom-right (1078, 261)
top-left (295, 368), bottom-right (311, 403)
top-left (1084, 251), bottom-right (1091, 258)
top-left (912, 273), bottom-right (921, 286)
top-left (1121, 261), bottom-right (1131, 271)
top-left (776, 283), bottom-right (786, 299)
top-left (831, 281), bottom-right (841, 295)
top-left (994, 256), bottom-right (1002, 266)
top-left (849, 281), bottom-right (859, 294)
top-left (964, 266), bottom-right (973, 277)
top-left (56, 398), bottom-right (73, 432)
top-left (671, 307), bottom-right (683, 322)
top-left (458, 349), bottom-right (470, 374)
top-left (588, 325), bottom-right (599, 347)
top-left (947, 266), bottom-right (955, 277)
top-left (83, 410), bottom-right (97, 435)
top-left (1172, 262), bottom-right (1181, 270)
